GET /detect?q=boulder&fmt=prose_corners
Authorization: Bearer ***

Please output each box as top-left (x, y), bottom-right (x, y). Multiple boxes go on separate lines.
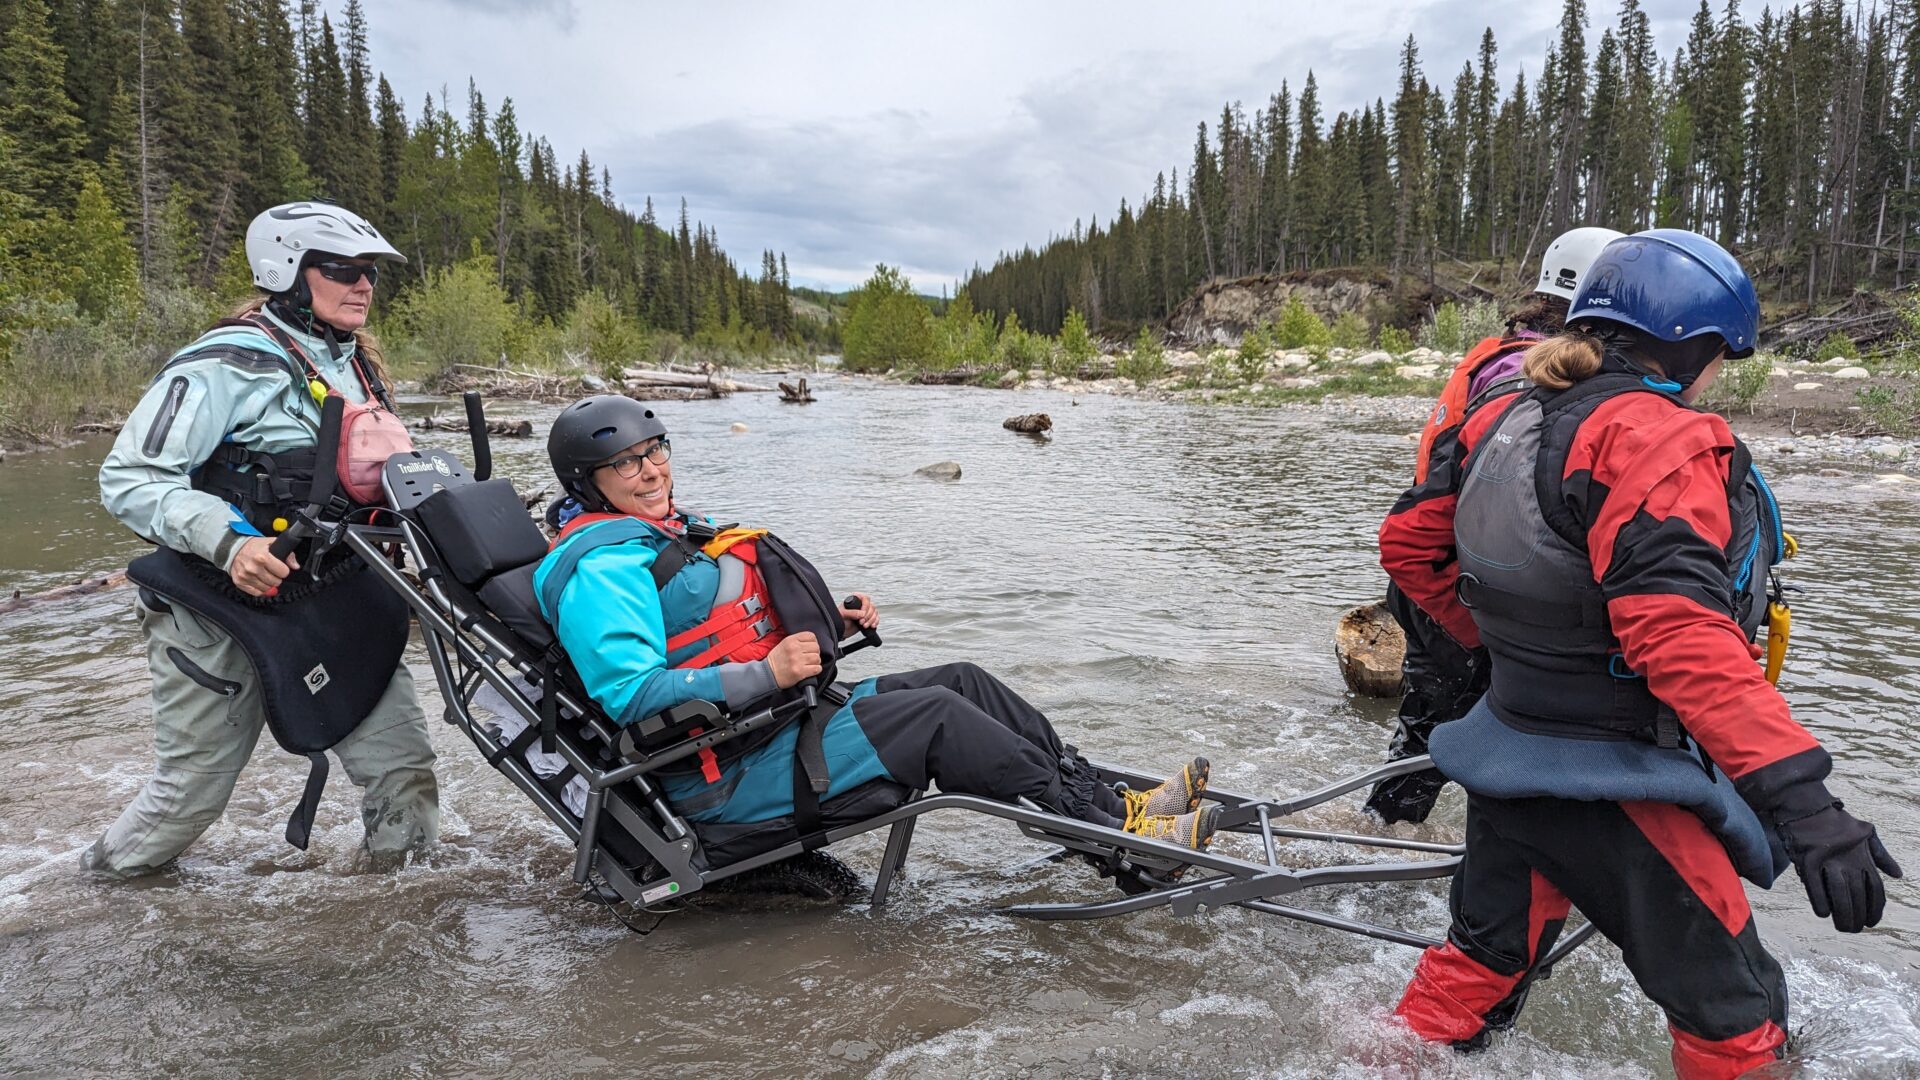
top-left (1832, 366), bottom-right (1871, 380)
top-left (580, 372), bottom-right (610, 392)
top-left (1396, 363), bottom-right (1441, 379)
top-left (914, 461), bottom-right (962, 481)
top-left (1003, 412), bottom-right (1053, 434)
top-left (1335, 602), bottom-right (1406, 698)
top-left (1869, 444), bottom-right (1908, 461)
top-left (997, 369), bottom-right (1021, 388)
top-left (1793, 382), bottom-right (1824, 391)
top-left (1353, 350), bottom-right (1394, 367)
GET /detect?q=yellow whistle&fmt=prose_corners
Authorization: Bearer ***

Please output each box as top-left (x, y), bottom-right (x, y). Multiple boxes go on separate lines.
top-left (1764, 601), bottom-right (1791, 685)
top-left (308, 379), bottom-right (328, 404)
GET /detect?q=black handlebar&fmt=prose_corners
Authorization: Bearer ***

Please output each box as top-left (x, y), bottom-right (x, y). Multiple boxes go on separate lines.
top-left (269, 394), bottom-right (346, 560)
top-left (463, 391), bottom-right (492, 482)
top-left (840, 594), bottom-right (883, 651)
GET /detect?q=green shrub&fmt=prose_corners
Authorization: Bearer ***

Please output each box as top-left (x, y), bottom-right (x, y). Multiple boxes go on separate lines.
top-left (1702, 353), bottom-right (1773, 414)
top-left (556, 290), bottom-right (649, 372)
top-left (1815, 330), bottom-right (1856, 362)
top-left (1275, 296), bottom-right (1332, 349)
top-left (1056, 308), bottom-right (1098, 374)
top-left (1330, 310), bottom-right (1370, 351)
top-left (1420, 303), bottom-right (1464, 353)
top-left (930, 293), bottom-right (999, 371)
top-left (1118, 326), bottom-right (1167, 382)
top-left (0, 303), bottom-right (147, 440)
top-left (1236, 322), bottom-right (1274, 382)
top-left (1856, 385), bottom-right (1919, 436)
top-left (841, 264), bottom-right (934, 372)
top-left (1377, 325), bottom-right (1415, 354)
top-left (390, 255), bottom-right (519, 382)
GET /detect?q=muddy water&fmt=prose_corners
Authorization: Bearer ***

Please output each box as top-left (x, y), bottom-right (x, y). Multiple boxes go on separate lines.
top-left (2, 376), bottom-right (1917, 1078)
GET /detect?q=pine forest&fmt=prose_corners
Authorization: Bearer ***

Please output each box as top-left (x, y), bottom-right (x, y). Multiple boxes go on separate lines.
top-left (0, 0), bottom-right (810, 439)
top-left (963, 0), bottom-right (1920, 336)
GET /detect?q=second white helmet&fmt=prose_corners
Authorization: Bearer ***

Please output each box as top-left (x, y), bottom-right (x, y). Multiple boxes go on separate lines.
top-left (1536, 226), bottom-right (1626, 301)
top-left (244, 201), bottom-right (407, 293)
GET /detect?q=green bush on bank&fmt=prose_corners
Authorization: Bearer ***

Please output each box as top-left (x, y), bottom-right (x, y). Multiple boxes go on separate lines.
top-left (1701, 353), bottom-right (1774, 414)
top-left (1275, 296), bottom-right (1331, 349)
top-left (1118, 326), bottom-right (1167, 382)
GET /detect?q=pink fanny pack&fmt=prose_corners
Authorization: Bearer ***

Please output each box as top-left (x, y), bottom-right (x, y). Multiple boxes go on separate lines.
top-left (334, 396), bottom-right (415, 504)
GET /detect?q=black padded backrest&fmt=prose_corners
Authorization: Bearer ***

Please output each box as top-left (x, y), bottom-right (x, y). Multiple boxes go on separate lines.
top-left (413, 478), bottom-right (550, 588)
top-left (477, 564), bottom-right (557, 652)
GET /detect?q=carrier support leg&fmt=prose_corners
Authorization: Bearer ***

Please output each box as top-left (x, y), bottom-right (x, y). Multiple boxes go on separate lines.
top-left (870, 790), bottom-right (923, 907)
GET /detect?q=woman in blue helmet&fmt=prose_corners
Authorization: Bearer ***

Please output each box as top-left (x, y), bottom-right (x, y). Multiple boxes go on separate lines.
top-left (1382, 230), bottom-right (1900, 1078)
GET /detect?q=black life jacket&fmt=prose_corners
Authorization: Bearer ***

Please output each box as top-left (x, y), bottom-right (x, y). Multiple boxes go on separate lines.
top-left (1452, 369), bottom-right (1782, 743)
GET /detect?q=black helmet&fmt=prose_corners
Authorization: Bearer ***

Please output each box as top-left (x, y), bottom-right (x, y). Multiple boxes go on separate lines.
top-left (548, 395), bottom-right (668, 511)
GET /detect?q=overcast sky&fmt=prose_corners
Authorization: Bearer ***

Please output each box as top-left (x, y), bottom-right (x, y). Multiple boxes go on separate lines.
top-left (356, 1), bottom-right (1701, 291)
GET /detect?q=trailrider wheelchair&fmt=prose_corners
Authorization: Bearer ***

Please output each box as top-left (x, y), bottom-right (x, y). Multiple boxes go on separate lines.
top-left (294, 393), bottom-right (1596, 964)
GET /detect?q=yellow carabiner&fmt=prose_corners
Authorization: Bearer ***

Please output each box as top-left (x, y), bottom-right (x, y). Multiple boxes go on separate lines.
top-left (1764, 600), bottom-right (1792, 685)
top-left (1781, 531), bottom-right (1800, 560)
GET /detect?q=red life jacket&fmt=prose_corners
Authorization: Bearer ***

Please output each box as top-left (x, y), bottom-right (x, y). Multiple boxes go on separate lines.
top-left (554, 510), bottom-right (786, 670)
top-left (1412, 333), bottom-right (1536, 485)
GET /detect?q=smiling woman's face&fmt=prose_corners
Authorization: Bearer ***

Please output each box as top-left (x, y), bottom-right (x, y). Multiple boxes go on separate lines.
top-left (597, 438), bottom-right (674, 520)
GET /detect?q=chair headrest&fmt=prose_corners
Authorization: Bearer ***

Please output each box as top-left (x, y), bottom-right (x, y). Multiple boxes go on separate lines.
top-left (413, 477), bottom-right (550, 588)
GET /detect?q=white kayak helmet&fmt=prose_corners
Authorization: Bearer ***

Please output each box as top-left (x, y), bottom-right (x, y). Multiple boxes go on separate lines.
top-left (1536, 226), bottom-right (1625, 301)
top-left (244, 201), bottom-right (407, 293)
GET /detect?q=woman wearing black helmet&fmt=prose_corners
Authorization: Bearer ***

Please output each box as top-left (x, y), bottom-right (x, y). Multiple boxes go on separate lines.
top-left (532, 395), bottom-right (1220, 857)
top-left (88, 202), bottom-right (438, 875)
top-left (1384, 229), bottom-right (1900, 1078)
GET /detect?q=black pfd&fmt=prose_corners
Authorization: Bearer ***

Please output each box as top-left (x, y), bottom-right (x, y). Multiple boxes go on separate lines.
top-left (1452, 369), bottom-right (1783, 744)
top-left (183, 313), bottom-right (397, 542)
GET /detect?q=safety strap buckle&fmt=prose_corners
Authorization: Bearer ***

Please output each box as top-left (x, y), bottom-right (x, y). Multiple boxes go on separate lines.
top-left (738, 595), bottom-right (764, 618)
top-left (749, 616), bottom-right (774, 638)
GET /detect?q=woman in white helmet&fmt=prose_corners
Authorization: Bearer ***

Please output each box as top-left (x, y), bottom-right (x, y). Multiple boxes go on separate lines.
top-left (87, 202), bottom-right (439, 875)
top-left (1365, 226), bottom-right (1624, 825)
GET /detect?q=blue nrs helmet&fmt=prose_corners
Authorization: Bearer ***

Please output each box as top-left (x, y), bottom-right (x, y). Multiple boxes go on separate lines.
top-left (1568, 229), bottom-right (1760, 359)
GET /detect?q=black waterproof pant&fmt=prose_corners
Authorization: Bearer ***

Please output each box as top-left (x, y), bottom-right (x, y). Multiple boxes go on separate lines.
top-left (855, 663), bottom-right (1126, 827)
top-left (1397, 794), bottom-right (1789, 1079)
top-left (1365, 582), bottom-right (1490, 823)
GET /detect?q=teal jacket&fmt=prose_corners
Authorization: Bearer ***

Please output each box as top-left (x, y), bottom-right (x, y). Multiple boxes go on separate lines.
top-left (534, 511), bottom-right (889, 824)
top-left (534, 514), bottom-right (778, 728)
top-left (98, 308), bottom-right (371, 568)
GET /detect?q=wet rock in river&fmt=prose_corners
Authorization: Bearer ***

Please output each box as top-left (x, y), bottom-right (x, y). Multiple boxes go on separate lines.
top-left (1003, 413), bottom-right (1053, 434)
top-left (730, 422), bottom-right (749, 433)
top-left (915, 461), bottom-right (962, 480)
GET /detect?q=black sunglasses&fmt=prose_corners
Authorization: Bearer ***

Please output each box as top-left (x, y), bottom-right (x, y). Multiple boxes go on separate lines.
top-left (596, 440), bottom-right (672, 478)
top-left (312, 260), bottom-right (379, 286)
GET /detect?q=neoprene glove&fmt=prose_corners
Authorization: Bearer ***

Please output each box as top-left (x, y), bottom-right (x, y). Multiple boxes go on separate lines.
top-left (1771, 785), bottom-right (1902, 933)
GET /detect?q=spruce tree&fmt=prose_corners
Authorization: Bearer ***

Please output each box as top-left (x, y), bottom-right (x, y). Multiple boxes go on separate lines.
top-left (0, 0), bottom-right (88, 211)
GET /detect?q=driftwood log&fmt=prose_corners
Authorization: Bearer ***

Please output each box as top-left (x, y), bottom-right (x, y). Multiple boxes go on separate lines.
top-left (1, 570), bottom-right (131, 616)
top-left (619, 367), bottom-right (776, 393)
top-left (624, 387), bottom-right (719, 402)
top-left (414, 414), bottom-right (535, 437)
top-left (1335, 601), bottom-right (1406, 698)
top-left (778, 377), bottom-right (814, 403)
top-left (1003, 412), bottom-right (1053, 434)
top-left (913, 368), bottom-right (982, 385)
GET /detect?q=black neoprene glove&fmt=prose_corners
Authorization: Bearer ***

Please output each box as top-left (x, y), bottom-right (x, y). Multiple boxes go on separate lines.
top-left (1770, 784), bottom-right (1903, 933)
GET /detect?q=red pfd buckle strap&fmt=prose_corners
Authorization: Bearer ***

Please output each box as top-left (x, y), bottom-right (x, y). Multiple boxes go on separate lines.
top-left (686, 727), bottom-right (723, 784)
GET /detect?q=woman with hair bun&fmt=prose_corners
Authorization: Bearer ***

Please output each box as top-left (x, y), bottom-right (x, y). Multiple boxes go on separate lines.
top-left (1381, 229), bottom-right (1899, 1078)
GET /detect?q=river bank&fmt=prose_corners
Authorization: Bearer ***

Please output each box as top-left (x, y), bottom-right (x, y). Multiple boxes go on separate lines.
top-left (880, 344), bottom-right (1920, 459)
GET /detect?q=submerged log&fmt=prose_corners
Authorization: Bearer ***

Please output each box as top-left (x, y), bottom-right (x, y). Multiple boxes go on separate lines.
top-left (414, 414), bottom-right (535, 437)
top-left (1335, 601), bottom-right (1406, 698)
top-left (0, 570), bottom-right (131, 615)
top-left (1002, 412), bottom-right (1053, 434)
top-left (778, 377), bottom-right (815, 403)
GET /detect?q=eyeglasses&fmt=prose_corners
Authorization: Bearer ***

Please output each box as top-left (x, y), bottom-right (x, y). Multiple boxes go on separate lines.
top-left (312, 260), bottom-right (379, 286)
top-left (597, 440), bottom-right (671, 478)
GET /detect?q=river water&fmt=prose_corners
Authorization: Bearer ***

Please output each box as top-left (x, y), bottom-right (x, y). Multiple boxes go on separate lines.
top-left (2, 375), bottom-right (1917, 1078)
